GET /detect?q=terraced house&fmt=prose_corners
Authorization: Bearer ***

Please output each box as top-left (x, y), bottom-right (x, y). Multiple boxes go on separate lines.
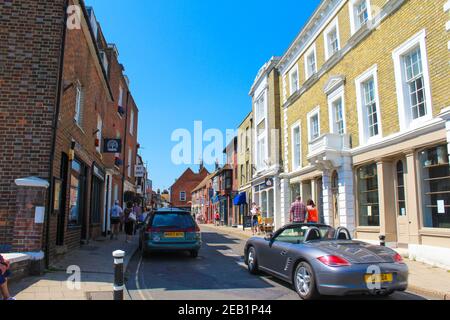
top-left (274, 0), bottom-right (450, 268)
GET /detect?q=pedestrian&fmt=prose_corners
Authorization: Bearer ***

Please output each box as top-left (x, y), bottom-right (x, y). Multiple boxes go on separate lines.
top-left (110, 200), bottom-right (123, 240)
top-left (132, 202), bottom-right (142, 235)
top-left (214, 210), bottom-right (220, 226)
top-left (257, 210), bottom-right (263, 235)
top-left (0, 254), bottom-right (15, 300)
top-left (305, 199), bottom-right (319, 224)
top-left (251, 203), bottom-right (259, 235)
top-left (123, 202), bottom-right (136, 243)
top-left (289, 196), bottom-right (307, 223)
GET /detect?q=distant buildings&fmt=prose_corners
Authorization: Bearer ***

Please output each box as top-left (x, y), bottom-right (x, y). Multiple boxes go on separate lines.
top-left (170, 166), bottom-right (209, 211)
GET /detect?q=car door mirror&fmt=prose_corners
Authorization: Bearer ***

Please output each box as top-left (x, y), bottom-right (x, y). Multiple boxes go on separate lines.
top-left (264, 234), bottom-right (273, 242)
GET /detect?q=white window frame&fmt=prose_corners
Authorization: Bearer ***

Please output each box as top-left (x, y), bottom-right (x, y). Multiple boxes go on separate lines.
top-left (255, 92), bottom-right (266, 126)
top-left (180, 191), bottom-right (186, 202)
top-left (289, 65), bottom-right (299, 96)
top-left (256, 135), bottom-right (267, 171)
top-left (355, 64), bottom-right (382, 145)
top-left (304, 44), bottom-right (317, 80)
top-left (307, 107), bottom-right (321, 142)
top-left (349, 0), bottom-right (372, 35)
top-left (128, 147), bottom-right (133, 177)
top-left (324, 17), bottom-right (341, 60)
top-left (291, 121), bottom-right (302, 171)
top-left (96, 115), bottom-right (103, 153)
top-left (392, 29), bottom-right (432, 132)
top-left (74, 82), bottom-right (83, 125)
top-left (129, 109), bottom-right (134, 136)
top-left (327, 86), bottom-right (346, 135)
top-left (118, 85), bottom-right (124, 107)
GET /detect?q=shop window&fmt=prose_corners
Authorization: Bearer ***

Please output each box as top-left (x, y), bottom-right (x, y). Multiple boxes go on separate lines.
top-left (420, 145), bottom-right (450, 229)
top-left (268, 189), bottom-right (274, 219)
top-left (357, 163), bottom-right (380, 226)
top-left (69, 159), bottom-right (83, 226)
top-left (261, 191), bottom-right (268, 218)
top-left (396, 161), bottom-right (407, 216)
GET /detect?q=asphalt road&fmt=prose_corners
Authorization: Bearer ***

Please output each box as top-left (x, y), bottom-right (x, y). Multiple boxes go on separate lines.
top-left (126, 228), bottom-right (427, 301)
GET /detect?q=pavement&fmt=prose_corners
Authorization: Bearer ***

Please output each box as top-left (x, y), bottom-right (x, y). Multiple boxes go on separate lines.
top-left (126, 225), bottom-right (427, 300)
top-left (9, 233), bottom-right (139, 300)
top-left (202, 224), bottom-right (450, 300)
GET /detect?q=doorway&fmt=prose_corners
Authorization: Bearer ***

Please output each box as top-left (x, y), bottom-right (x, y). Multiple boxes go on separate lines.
top-left (316, 177), bottom-right (324, 223)
top-left (331, 171), bottom-right (339, 228)
top-left (395, 160), bottom-right (409, 245)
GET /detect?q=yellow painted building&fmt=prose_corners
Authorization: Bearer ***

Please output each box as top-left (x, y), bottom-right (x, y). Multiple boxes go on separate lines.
top-left (272, 0), bottom-right (450, 268)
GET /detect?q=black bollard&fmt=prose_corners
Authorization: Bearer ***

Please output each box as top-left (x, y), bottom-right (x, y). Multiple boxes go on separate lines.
top-left (113, 250), bottom-right (125, 300)
top-left (379, 235), bottom-right (386, 247)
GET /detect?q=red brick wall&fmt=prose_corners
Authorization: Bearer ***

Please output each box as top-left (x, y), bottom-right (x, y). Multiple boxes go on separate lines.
top-left (171, 168), bottom-right (209, 209)
top-left (48, 0), bottom-right (112, 258)
top-left (0, 0), bottom-right (66, 252)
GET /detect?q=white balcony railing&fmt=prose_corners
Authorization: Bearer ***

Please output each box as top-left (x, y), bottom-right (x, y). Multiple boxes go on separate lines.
top-left (308, 133), bottom-right (351, 156)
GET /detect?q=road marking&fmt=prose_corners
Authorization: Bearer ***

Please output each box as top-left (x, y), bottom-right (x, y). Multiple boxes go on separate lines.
top-left (135, 255), bottom-right (153, 300)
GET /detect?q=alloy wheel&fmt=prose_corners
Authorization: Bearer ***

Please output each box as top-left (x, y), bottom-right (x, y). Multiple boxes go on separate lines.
top-left (296, 266), bottom-right (311, 296)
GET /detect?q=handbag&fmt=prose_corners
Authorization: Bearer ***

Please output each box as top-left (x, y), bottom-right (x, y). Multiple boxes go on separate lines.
top-left (129, 212), bottom-right (137, 222)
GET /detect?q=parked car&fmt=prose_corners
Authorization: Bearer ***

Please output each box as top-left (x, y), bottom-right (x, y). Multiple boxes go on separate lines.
top-left (139, 208), bottom-right (202, 258)
top-left (244, 223), bottom-right (408, 300)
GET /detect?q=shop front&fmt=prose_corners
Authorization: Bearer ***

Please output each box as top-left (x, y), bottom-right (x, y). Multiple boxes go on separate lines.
top-left (253, 177), bottom-right (277, 226)
top-left (352, 120), bottom-right (450, 268)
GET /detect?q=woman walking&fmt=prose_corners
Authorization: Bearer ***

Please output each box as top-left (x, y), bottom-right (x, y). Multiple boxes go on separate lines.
top-left (305, 199), bottom-right (319, 224)
top-left (0, 254), bottom-right (15, 300)
top-left (123, 202), bottom-right (136, 243)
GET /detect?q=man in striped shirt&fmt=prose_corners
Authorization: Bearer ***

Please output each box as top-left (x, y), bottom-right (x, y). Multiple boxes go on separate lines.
top-left (290, 196), bottom-right (307, 223)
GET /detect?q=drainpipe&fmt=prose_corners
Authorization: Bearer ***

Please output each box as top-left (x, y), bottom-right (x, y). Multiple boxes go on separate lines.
top-left (44, 0), bottom-right (69, 268)
top-left (121, 90), bottom-right (130, 206)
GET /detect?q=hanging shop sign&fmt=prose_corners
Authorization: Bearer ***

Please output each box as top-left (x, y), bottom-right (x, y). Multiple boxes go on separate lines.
top-left (103, 139), bottom-right (122, 153)
top-left (135, 165), bottom-right (145, 178)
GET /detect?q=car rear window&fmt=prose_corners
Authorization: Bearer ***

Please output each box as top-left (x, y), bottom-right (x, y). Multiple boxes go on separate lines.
top-left (151, 213), bottom-right (195, 229)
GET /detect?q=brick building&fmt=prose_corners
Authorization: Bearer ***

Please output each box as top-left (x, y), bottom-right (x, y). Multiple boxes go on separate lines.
top-left (0, 0), bottom-right (142, 265)
top-left (242, 0), bottom-right (450, 268)
top-left (170, 167), bottom-right (209, 211)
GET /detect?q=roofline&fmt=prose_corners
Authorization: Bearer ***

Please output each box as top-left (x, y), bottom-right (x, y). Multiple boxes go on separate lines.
top-left (237, 111), bottom-right (253, 129)
top-left (248, 56), bottom-right (281, 97)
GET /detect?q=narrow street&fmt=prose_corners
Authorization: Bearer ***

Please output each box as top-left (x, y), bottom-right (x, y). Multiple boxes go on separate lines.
top-left (126, 226), bottom-right (428, 301)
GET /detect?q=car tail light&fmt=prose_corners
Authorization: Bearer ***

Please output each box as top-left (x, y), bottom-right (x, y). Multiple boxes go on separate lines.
top-left (146, 226), bottom-right (160, 233)
top-left (318, 255), bottom-right (351, 267)
top-left (394, 253), bottom-right (404, 264)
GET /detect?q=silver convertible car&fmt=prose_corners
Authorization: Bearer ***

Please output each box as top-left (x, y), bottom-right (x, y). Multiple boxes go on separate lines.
top-left (244, 223), bottom-right (408, 300)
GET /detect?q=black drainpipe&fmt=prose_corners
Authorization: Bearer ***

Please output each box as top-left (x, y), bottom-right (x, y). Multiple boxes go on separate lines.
top-left (44, 0), bottom-right (69, 269)
top-left (121, 90), bottom-right (130, 206)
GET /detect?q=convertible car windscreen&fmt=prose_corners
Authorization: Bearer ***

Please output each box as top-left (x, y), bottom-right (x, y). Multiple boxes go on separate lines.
top-left (275, 226), bottom-right (336, 244)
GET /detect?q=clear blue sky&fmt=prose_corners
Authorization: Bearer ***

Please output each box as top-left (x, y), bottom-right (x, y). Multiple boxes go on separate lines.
top-left (87, 0), bottom-right (321, 191)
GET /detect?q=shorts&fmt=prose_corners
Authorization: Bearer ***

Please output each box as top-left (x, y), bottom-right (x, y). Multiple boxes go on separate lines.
top-left (0, 270), bottom-right (11, 285)
top-left (252, 220), bottom-right (258, 227)
top-left (124, 221), bottom-right (134, 236)
top-left (111, 217), bottom-right (121, 225)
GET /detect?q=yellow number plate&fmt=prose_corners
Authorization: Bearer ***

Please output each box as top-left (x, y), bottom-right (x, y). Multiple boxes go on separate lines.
top-left (364, 273), bottom-right (393, 284)
top-left (164, 232), bottom-right (185, 238)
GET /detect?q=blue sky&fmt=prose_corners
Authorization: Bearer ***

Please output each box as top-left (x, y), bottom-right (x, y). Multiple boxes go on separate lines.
top-left (87, 0), bottom-right (321, 191)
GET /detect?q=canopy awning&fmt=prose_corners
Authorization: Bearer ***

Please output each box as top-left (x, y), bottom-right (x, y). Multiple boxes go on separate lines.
top-left (233, 192), bottom-right (247, 206)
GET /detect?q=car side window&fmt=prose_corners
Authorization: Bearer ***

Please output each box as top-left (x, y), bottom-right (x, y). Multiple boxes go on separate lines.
top-left (273, 227), bottom-right (308, 244)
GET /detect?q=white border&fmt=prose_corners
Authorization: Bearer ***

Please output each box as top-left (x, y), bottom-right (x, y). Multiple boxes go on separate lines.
top-left (290, 121), bottom-right (302, 172)
top-left (355, 64), bottom-right (382, 146)
top-left (304, 44), bottom-right (317, 80)
top-left (349, 0), bottom-right (373, 35)
top-left (327, 85), bottom-right (346, 134)
top-left (324, 17), bottom-right (341, 61)
top-left (307, 106), bottom-right (321, 142)
top-left (289, 64), bottom-right (300, 96)
top-left (392, 29), bottom-right (433, 132)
